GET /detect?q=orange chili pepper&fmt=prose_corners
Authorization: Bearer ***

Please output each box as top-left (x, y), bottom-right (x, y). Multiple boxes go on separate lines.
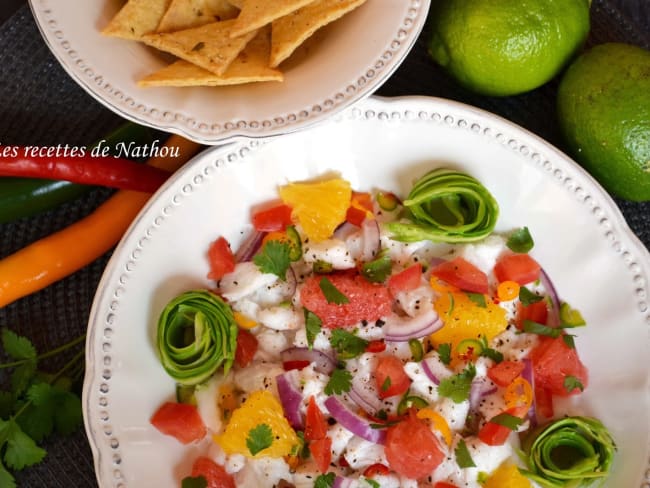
top-left (0, 135), bottom-right (201, 308)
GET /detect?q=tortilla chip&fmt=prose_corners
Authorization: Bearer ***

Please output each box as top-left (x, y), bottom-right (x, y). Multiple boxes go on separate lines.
top-left (139, 28), bottom-right (283, 86)
top-left (103, 0), bottom-right (171, 40)
top-left (157, 0), bottom-right (240, 32)
top-left (230, 0), bottom-right (316, 38)
top-left (141, 19), bottom-right (257, 75)
top-left (270, 0), bottom-right (366, 67)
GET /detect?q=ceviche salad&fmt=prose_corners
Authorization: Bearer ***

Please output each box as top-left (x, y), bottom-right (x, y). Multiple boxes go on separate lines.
top-left (150, 168), bottom-right (616, 488)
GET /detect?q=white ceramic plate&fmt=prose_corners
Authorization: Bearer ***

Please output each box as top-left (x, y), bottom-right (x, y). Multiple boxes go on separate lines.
top-left (28, 0), bottom-right (429, 145)
top-left (83, 97), bottom-right (650, 487)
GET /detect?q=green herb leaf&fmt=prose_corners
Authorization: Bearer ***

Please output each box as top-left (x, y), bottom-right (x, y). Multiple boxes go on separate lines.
top-left (0, 419), bottom-right (46, 470)
top-left (181, 475), bottom-right (208, 488)
top-left (1, 329), bottom-right (36, 361)
top-left (253, 240), bottom-right (291, 280)
top-left (304, 309), bottom-right (322, 350)
top-left (314, 473), bottom-right (336, 488)
top-left (438, 343), bottom-right (452, 365)
top-left (559, 302), bottom-right (586, 327)
top-left (319, 277), bottom-right (350, 304)
top-left (0, 392), bottom-right (13, 419)
top-left (477, 471), bottom-right (489, 484)
top-left (522, 320), bottom-right (562, 338)
top-left (490, 412), bottom-right (524, 431)
top-left (519, 286), bottom-right (543, 306)
top-left (438, 363), bottom-right (476, 403)
top-left (292, 431), bottom-right (310, 459)
top-left (324, 368), bottom-right (352, 395)
top-left (564, 375), bottom-right (584, 393)
top-left (10, 361), bottom-right (36, 396)
top-left (361, 250), bottom-right (392, 283)
top-left (465, 293), bottom-right (486, 308)
top-left (408, 338), bottom-right (424, 362)
top-left (455, 438), bottom-right (476, 468)
top-left (479, 336), bottom-right (504, 363)
top-left (562, 334), bottom-right (576, 349)
top-left (329, 329), bottom-right (368, 360)
top-left (0, 461), bottom-right (15, 488)
top-left (381, 376), bottom-right (392, 392)
top-left (365, 479), bottom-right (381, 488)
top-left (246, 423), bottom-right (273, 456)
top-left (507, 227), bottom-right (534, 253)
top-left (53, 391), bottom-right (82, 436)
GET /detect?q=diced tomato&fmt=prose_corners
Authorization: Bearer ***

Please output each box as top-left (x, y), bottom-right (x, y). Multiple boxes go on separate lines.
top-left (478, 406), bottom-right (527, 446)
top-left (282, 360), bottom-right (311, 371)
top-left (346, 205), bottom-right (369, 226)
top-left (388, 263), bottom-right (423, 295)
top-left (309, 437), bottom-right (332, 473)
top-left (516, 300), bottom-right (549, 329)
top-left (363, 463), bottom-right (390, 478)
top-left (385, 410), bottom-right (445, 479)
top-left (535, 385), bottom-right (554, 418)
top-left (346, 192), bottom-right (374, 226)
top-left (430, 257), bottom-right (488, 294)
top-left (375, 356), bottom-right (411, 399)
top-left (207, 236), bottom-right (235, 280)
top-left (365, 339), bottom-right (387, 353)
top-left (191, 456), bottom-right (235, 488)
top-left (352, 191), bottom-right (373, 211)
top-left (434, 483), bottom-right (460, 488)
top-left (494, 254), bottom-right (541, 285)
top-left (234, 329), bottom-right (258, 368)
top-left (150, 402), bottom-right (206, 444)
top-left (252, 203), bottom-right (293, 232)
top-left (531, 336), bottom-right (588, 396)
top-left (305, 396), bottom-right (328, 441)
top-left (487, 360), bottom-right (525, 387)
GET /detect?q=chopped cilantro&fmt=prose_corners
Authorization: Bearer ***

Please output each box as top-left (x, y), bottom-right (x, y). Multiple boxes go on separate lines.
top-left (381, 376), bottom-right (392, 392)
top-left (507, 226), bottom-right (535, 253)
top-left (438, 363), bottom-right (476, 403)
top-left (562, 334), bottom-right (576, 349)
top-left (559, 302), bottom-right (587, 327)
top-left (479, 335), bottom-right (504, 363)
top-left (246, 424), bottom-right (273, 455)
top-left (319, 277), bottom-right (350, 304)
top-left (314, 473), bottom-right (336, 488)
top-left (408, 338), bottom-right (424, 362)
top-left (304, 309), bottom-right (322, 349)
top-left (437, 343), bottom-right (452, 365)
top-left (181, 475), bottom-right (208, 488)
top-left (292, 431), bottom-right (310, 459)
top-left (324, 368), bottom-right (352, 395)
top-left (365, 479), bottom-right (381, 488)
top-left (490, 412), bottom-right (524, 430)
top-left (361, 250), bottom-right (392, 283)
top-left (564, 375), bottom-right (584, 393)
top-left (519, 286), bottom-right (543, 306)
top-left (253, 240), bottom-right (291, 280)
top-left (522, 320), bottom-right (562, 338)
top-left (329, 329), bottom-right (368, 360)
top-left (466, 292), bottom-right (487, 308)
top-left (455, 438), bottom-right (476, 468)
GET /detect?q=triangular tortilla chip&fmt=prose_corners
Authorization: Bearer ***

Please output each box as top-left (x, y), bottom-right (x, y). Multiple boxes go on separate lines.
top-left (139, 28), bottom-right (283, 86)
top-left (270, 0), bottom-right (366, 67)
top-left (157, 0), bottom-right (240, 32)
top-left (103, 0), bottom-right (171, 40)
top-left (141, 19), bottom-right (257, 75)
top-left (230, 0), bottom-right (316, 38)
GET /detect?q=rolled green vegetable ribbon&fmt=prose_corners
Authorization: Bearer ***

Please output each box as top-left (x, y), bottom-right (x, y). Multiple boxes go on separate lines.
top-left (157, 290), bottom-right (238, 386)
top-left (521, 416), bottom-right (617, 487)
top-left (385, 168), bottom-right (499, 243)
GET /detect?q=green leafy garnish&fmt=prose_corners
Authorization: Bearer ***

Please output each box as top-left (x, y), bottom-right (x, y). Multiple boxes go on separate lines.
top-left (438, 363), bottom-right (476, 403)
top-left (329, 329), bottom-right (368, 360)
top-left (365, 479), bottom-right (381, 488)
top-left (559, 302), bottom-right (586, 327)
top-left (563, 375), bottom-right (584, 393)
top-left (408, 338), bottom-right (424, 362)
top-left (246, 423), bottom-right (273, 456)
top-left (438, 343), bottom-right (452, 365)
top-left (313, 260), bottom-right (334, 274)
top-left (181, 475), bottom-right (208, 488)
top-left (479, 335), bottom-right (504, 363)
top-left (397, 391), bottom-right (429, 416)
top-left (455, 438), bottom-right (476, 468)
top-left (522, 320), bottom-right (562, 338)
top-left (361, 250), bottom-right (392, 283)
top-left (465, 292), bottom-right (486, 308)
top-left (324, 368), bottom-right (353, 395)
top-left (319, 277), bottom-right (350, 304)
top-left (253, 240), bottom-right (291, 279)
top-left (381, 376), bottom-right (392, 392)
top-left (507, 227), bottom-right (534, 253)
top-left (314, 473), bottom-right (336, 488)
top-left (304, 309), bottom-right (322, 349)
top-left (562, 334), bottom-right (576, 349)
top-left (519, 286), bottom-right (543, 306)
top-left (477, 471), bottom-right (489, 484)
top-left (490, 412), bottom-right (524, 431)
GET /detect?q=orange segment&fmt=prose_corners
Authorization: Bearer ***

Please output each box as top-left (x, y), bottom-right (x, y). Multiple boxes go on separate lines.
top-left (484, 462), bottom-right (532, 488)
top-left (279, 177), bottom-right (352, 242)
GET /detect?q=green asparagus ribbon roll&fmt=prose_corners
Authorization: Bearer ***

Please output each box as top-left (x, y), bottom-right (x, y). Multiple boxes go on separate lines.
top-left (385, 168), bottom-right (499, 243)
top-left (157, 290), bottom-right (238, 386)
top-left (521, 416), bottom-right (617, 487)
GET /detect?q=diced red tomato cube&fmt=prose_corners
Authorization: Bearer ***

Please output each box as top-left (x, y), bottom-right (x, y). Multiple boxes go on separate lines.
top-left (150, 402), bottom-right (206, 444)
top-left (494, 254), bottom-right (541, 285)
top-left (282, 360), bottom-right (311, 371)
top-left (207, 236), bottom-right (235, 281)
top-left (191, 456), bottom-right (235, 488)
top-left (304, 396), bottom-right (328, 441)
top-left (535, 386), bottom-right (554, 418)
top-left (388, 263), bottom-right (423, 295)
top-left (252, 203), bottom-right (293, 232)
top-left (434, 483), bottom-right (460, 488)
top-left (365, 340), bottom-right (387, 353)
top-left (430, 257), bottom-right (489, 294)
top-left (309, 437), bottom-right (332, 473)
top-left (478, 406), bottom-right (527, 446)
top-left (234, 329), bottom-right (258, 368)
top-left (487, 360), bottom-right (525, 387)
top-left (375, 356), bottom-right (411, 399)
top-left (531, 336), bottom-right (588, 396)
top-left (363, 463), bottom-right (391, 478)
top-left (516, 300), bottom-right (549, 329)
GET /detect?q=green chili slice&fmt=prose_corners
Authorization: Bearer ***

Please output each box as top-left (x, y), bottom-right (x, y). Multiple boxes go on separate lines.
top-left (157, 290), bottom-right (238, 385)
top-left (386, 168), bottom-right (499, 243)
top-left (520, 416), bottom-right (617, 487)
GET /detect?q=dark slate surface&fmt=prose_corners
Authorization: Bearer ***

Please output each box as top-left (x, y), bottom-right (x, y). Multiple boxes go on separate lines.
top-left (0, 1), bottom-right (648, 486)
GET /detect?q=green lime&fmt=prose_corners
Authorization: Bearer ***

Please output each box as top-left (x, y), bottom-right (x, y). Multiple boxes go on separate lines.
top-left (428, 0), bottom-right (590, 96)
top-left (557, 43), bottom-right (650, 201)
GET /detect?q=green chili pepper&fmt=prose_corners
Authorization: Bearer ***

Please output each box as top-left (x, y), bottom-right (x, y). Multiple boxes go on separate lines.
top-left (0, 123), bottom-right (157, 223)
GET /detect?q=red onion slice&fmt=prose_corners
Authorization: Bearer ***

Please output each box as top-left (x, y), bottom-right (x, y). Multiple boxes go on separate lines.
top-left (383, 308), bottom-right (443, 342)
top-left (285, 266), bottom-right (297, 297)
top-left (333, 476), bottom-right (354, 488)
top-left (333, 221), bottom-right (359, 240)
top-left (521, 358), bottom-right (537, 428)
top-left (235, 230), bottom-right (265, 262)
top-left (360, 219), bottom-right (381, 262)
top-left (540, 267), bottom-right (561, 327)
top-left (421, 355), bottom-right (452, 385)
top-left (276, 371), bottom-right (304, 430)
top-left (324, 396), bottom-right (387, 445)
top-left (349, 373), bottom-right (382, 415)
top-left (469, 377), bottom-right (498, 411)
top-left (280, 347), bottom-right (336, 376)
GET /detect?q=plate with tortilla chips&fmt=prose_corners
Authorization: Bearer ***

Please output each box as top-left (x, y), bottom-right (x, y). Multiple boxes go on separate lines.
top-left (29, 0), bottom-right (430, 144)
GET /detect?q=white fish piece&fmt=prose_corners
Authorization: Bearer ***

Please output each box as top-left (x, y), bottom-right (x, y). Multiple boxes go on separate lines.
top-left (302, 238), bottom-right (356, 270)
top-left (343, 436), bottom-right (389, 470)
top-left (233, 361), bottom-right (284, 397)
top-left (257, 306), bottom-right (302, 331)
top-left (218, 262), bottom-right (278, 302)
top-left (255, 328), bottom-right (289, 360)
top-left (494, 326), bottom-right (540, 361)
top-left (393, 283), bottom-right (435, 317)
top-left (293, 325), bottom-right (333, 353)
top-left (457, 234), bottom-right (507, 275)
top-left (404, 361), bottom-right (439, 403)
top-left (329, 422), bottom-right (355, 460)
top-left (195, 371), bottom-right (232, 434)
top-left (434, 397), bottom-right (470, 433)
top-left (296, 364), bottom-right (330, 414)
top-left (234, 456), bottom-right (293, 488)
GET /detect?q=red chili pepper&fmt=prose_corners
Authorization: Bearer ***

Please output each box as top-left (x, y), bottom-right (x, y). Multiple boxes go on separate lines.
top-left (282, 360), bottom-right (311, 371)
top-left (0, 151), bottom-right (171, 192)
top-left (365, 339), bottom-right (387, 353)
top-left (363, 463), bottom-right (390, 477)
